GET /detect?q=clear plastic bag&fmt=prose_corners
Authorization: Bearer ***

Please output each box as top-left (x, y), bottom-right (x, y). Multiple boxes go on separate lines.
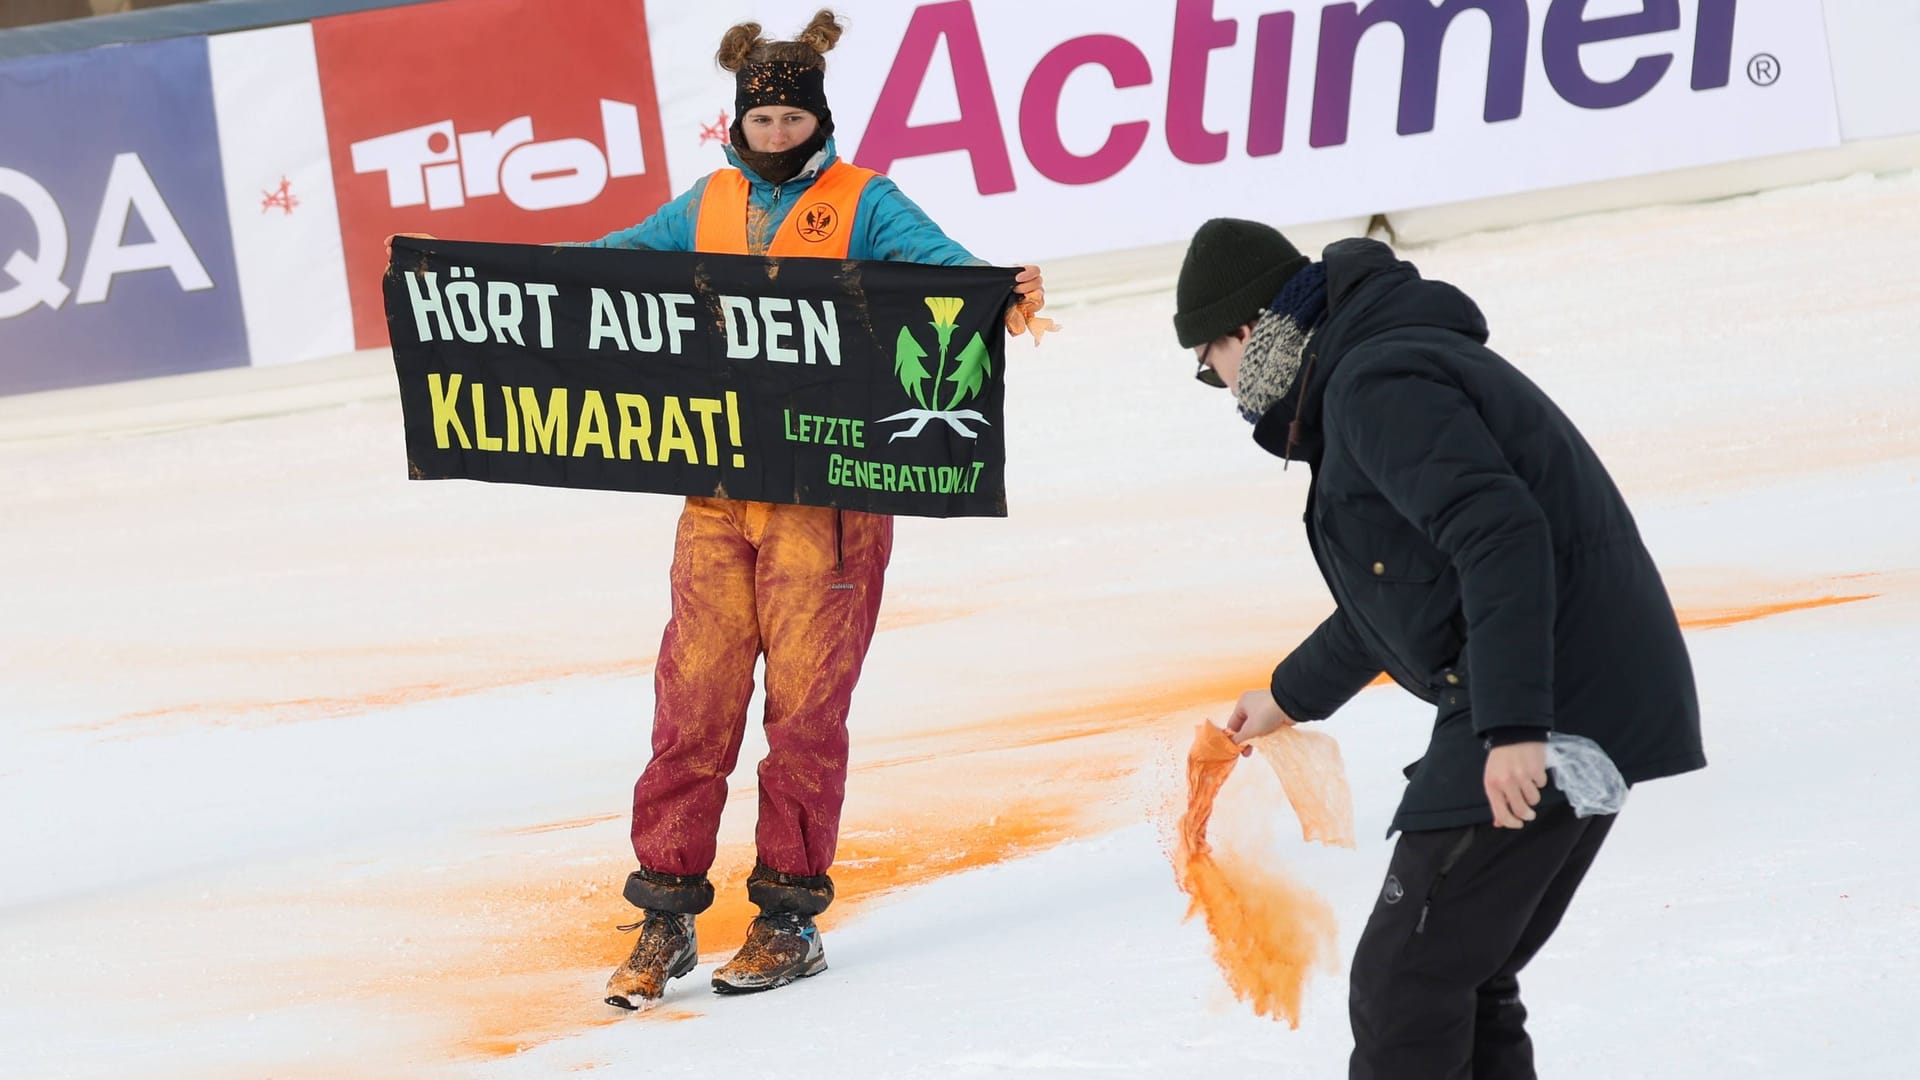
top-left (1545, 733), bottom-right (1628, 817)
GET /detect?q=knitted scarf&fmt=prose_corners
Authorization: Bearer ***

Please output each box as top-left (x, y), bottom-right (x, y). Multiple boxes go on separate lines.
top-left (1234, 261), bottom-right (1329, 424)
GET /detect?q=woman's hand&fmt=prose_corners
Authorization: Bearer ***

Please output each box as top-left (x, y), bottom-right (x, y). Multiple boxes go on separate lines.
top-left (385, 232), bottom-right (435, 264)
top-left (1013, 264), bottom-right (1044, 308)
top-left (1005, 264), bottom-right (1057, 341)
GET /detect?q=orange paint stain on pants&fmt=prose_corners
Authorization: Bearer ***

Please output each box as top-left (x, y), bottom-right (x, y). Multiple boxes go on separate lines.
top-left (632, 497), bottom-right (893, 881)
top-left (1174, 723), bottom-right (1348, 1028)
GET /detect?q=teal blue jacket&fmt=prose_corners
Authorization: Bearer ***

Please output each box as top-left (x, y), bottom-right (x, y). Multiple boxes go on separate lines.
top-left (589, 137), bottom-right (985, 266)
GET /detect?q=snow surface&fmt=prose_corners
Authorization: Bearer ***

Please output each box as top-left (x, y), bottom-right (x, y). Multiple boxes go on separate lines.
top-left (3, 170), bottom-right (1918, 1079)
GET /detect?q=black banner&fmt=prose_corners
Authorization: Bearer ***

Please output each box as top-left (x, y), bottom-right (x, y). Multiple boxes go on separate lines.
top-left (385, 238), bottom-right (1019, 517)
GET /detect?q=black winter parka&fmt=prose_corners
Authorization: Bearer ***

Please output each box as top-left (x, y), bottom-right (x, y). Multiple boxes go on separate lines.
top-left (1262, 240), bottom-right (1705, 834)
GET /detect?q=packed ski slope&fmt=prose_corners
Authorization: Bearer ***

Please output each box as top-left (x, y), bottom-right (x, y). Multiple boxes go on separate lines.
top-left (2, 169), bottom-right (1917, 1079)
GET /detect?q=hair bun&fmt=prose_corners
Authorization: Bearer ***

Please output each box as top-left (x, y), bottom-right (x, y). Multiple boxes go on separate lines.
top-left (715, 21), bottom-right (764, 73)
top-left (796, 10), bottom-right (844, 55)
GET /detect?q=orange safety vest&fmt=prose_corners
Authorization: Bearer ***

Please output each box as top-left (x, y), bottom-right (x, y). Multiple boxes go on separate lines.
top-left (692, 160), bottom-right (879, 259)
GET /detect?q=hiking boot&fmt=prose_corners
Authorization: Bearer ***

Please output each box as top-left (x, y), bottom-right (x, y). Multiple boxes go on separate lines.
top-left (604, 909), bottom-right (697, 1011)
top-left (710, 912), bottom-right (826, 994)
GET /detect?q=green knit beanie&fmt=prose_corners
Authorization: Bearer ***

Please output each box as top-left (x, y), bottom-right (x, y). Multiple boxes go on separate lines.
top-left (1173, 218), bottom-right (1308, 348)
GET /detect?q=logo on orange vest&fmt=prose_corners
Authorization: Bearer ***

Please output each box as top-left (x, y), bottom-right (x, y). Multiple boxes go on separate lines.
top-left (796, 202), bottom-right (837, 243)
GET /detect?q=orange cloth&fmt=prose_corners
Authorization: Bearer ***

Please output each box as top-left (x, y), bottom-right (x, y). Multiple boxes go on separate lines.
top-left (1172, 723), bottom-right (1347, 1027)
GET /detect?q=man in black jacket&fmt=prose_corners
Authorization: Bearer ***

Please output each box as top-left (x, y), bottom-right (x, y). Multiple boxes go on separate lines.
top-left (1174, 219), bottom-right (1705, 1079)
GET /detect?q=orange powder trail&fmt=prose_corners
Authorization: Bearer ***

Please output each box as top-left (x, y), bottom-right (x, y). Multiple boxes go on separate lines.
top-left (1677, 593), bottom-right (1876, 631)
top-left (1173, 723), bottom-right (1348, 1028)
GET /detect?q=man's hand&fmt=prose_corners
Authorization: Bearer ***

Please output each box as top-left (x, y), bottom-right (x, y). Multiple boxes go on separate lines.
top-left (385, 232), bottom-right (435, 263)
top-left (1225, 689), bottom-right (1295, 757)
top-left (1484, 741), bottom-right (1549, 828)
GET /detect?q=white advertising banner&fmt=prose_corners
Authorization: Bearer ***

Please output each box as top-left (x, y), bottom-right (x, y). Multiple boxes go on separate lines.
top-left (646, 0), bottom-right (1842, 261)
top-left (208, 23), bottom-right (355, 368)
top-left (1819, 0), bottom-right (1920, 141)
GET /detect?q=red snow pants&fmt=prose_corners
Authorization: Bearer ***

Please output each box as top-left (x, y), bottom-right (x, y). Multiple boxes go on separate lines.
top-left (630, 497), bottom-right (892, 884)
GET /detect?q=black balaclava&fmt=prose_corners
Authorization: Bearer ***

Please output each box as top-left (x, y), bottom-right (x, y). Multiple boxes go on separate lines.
top-left (729, 60), bottom-right (833, 185)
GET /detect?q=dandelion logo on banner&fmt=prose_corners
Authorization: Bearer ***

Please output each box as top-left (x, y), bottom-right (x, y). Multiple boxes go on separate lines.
top-left (884, 296), bottom-right (991, 442)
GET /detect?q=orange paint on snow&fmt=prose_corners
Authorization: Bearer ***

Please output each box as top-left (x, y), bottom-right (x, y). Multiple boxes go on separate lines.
top-left (1344, 591), bottom-right (1880, 695)
top-left (70, 656), bottom-right (654, 736)
top-left (63, 604), bottom-right (976, 740)
top-left (427, 664), bottom-right (1283, 1059)
top-left (429, 774), bottom-right (1107, 1060)
top-left (511, 813), bottom-right (624, 836)
top-left (869, 657), bottom-right (1279, 759)
top-left (1173, 723), bottom-right (1347, 1028)
top-left (1677, 593), bottom-right (1876, 631)
top-left (693, 792), bottom-right (1089, 968)
top-left (875, 603), bottom-right (978, 632)
top-left (464, 1013), bottom-right (626, 1060)
top-left (205, 658), bottom-right (1268, 1068)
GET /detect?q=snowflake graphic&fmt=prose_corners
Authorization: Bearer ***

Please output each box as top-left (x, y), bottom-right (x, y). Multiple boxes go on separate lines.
top-left (260, 178), bottom-right (299, 216)
top-left (699, 112), bottom-right (731, 147)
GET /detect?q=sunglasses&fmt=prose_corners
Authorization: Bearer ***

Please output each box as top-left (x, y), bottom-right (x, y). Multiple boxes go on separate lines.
top-left (1194, 342), bottom-right (1227, 389)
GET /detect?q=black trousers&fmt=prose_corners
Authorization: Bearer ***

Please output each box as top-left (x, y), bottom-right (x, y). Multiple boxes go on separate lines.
top-left (1349, 802), bottom-right (1616, 1080)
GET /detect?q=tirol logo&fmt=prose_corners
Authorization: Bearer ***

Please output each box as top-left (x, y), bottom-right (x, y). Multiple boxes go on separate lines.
top-left (795, 202), bottom-right (838, 243)
top-left (857, 0), bottom-right (1748, 192)
top-left (883, 296), bottom-right (992, 441)
top-left (311, 0), bottom-right (666, 350)
top-left (350, 100), bottom-right (650, 213)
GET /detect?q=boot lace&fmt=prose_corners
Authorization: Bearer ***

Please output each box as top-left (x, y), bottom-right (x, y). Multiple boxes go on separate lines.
top-left (731, 912), bottom-right (810, 966)
top-left (616, 908), bottom-right (685, 936)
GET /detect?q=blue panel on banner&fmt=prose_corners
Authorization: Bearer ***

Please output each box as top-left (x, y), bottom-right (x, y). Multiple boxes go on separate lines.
top-left (0, 36), bottom-right (247, 396)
